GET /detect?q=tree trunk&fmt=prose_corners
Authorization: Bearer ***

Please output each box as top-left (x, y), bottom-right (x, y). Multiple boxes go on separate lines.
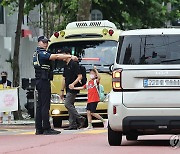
top-left (42, 3), bottom-right (46, 35)
top-left (13, 0), bottom-right (25, 120)
top-left (77, 0), bottom-right (92, 21)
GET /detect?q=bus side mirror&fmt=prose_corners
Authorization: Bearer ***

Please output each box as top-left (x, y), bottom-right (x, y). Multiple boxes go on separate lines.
top-left (109, 64), bottom-right (114, 72)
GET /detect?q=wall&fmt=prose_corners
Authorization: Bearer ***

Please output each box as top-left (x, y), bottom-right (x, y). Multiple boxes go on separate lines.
top-left (0, 36), bottom-right (37, 110)
top-left (0, 24), bottom-right (6, 37)
top-left (0, 5), bottom-right (43, 38)
top-left (0, 37), bottom-right (12, 80)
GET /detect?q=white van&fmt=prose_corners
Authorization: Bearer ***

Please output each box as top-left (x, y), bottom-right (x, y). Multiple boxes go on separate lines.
top-left (108, 28), bottom-right (180, 146)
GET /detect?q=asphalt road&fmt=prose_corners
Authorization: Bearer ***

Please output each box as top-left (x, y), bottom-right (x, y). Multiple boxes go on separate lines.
top-left (0, 124), bottom-right (180, 154)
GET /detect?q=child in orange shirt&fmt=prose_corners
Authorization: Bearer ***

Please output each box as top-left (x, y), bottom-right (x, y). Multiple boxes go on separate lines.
top-left (70, 67), bottom-right (108, 129)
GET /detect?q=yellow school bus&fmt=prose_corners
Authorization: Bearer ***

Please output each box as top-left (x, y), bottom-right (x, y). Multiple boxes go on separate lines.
top-left (48, 20), bottom-right (122, 127)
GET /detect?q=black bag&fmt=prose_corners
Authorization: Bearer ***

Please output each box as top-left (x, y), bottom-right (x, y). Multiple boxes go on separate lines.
top-left (79, 65), bottom-right (87, 86)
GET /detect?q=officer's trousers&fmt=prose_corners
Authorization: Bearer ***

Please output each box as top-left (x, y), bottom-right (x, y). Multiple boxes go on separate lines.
top-left (35, 79), bottom-right (51, 130)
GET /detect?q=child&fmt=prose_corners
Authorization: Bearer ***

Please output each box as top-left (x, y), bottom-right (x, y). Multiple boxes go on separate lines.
top-left (70, 67), bottom-right (108, 129)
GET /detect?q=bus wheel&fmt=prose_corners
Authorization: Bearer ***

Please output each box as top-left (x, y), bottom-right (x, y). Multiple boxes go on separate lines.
top-left (53, 117), bottom-right (62, 128)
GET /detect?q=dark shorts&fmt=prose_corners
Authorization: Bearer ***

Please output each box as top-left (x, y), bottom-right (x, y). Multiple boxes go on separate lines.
top-left (86, 102), bottom-right (98, 113)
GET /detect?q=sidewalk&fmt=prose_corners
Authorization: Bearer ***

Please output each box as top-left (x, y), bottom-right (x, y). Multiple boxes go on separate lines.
top-left (0, 112), bottom-right (35, 125)
top-left (0, 119), bottom-right (35, 125)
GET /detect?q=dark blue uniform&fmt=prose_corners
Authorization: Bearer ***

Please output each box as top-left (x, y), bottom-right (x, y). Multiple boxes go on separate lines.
top-left (33, 47), bottom-right (52, 131)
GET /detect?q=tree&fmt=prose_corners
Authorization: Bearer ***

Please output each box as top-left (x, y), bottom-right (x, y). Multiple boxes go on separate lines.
top-left (77, 0), bottom-right (92, 21)
top-left (40, 0), bottom-right (180, 31)
top-left (92, 0), bottom-right (180, 30)
top-left (1, 0), bottom-right (47, 119)
top-left (42, 0), bottom-right (64, 37)
top-left (13, 0), bottom-right (25, 119)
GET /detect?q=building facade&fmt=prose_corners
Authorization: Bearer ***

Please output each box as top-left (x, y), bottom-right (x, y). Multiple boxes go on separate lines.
top-left (0, 1), bottom-right (43, 110)
top-left (0, 1), bottom-right (43, 38)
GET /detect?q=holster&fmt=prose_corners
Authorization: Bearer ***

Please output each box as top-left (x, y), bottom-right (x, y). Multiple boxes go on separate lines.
top-left (35, 69), bottom-right (53, 80)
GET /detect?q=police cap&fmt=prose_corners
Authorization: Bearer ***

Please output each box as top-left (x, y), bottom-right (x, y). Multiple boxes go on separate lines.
top-left (38, 36), bottom-right (50, 43)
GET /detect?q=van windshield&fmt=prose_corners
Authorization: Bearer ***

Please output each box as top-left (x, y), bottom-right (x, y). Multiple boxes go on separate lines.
top-left (117, 35), bottom-right (180, 65)
top-left (49, 40), bottom-right (117, 73)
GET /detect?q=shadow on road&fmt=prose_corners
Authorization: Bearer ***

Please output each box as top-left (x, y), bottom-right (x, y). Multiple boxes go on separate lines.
top-left (122, 139), bottom-right (170, 147)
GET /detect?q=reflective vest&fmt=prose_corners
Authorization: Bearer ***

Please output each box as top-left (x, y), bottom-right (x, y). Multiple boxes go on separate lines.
top-left (33, 50), bottom-right (50, 70)
top-left (33, 48), bottom-right (53, 80)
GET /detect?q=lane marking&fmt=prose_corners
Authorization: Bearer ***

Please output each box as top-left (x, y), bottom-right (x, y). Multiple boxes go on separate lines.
top-left (79, 129), bottom-right (107, 134)
top-left (0, 128), bottom-right (107, 135)
top-left (19, 131), bottom-right (35, 135)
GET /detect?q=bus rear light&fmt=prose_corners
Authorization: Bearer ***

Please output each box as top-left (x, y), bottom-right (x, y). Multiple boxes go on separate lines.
top-left (109, 29), bottom-right (114, 36)
top-left (113, 106), bottom-right (117, 114)
top-left (112, 69), bottom-right (122, 90)
top-left (54, 32), bottom-right (59, 38)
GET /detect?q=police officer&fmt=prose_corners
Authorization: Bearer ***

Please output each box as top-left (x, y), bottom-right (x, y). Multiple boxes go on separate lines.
top-left (33, 36), bottom-right (78, 135)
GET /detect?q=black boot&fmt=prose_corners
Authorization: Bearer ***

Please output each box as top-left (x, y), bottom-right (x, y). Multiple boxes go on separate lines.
top-left (78, 117), bottom-right (86, 129)
top-left (43, 129), bottom-right (61, 135)
top-left (64, 126), bottom-right (78, 130)
top-left (35, 129), bottom-right (44, 135)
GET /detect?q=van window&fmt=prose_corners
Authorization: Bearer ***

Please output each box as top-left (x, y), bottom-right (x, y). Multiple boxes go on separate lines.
top-left (49, 40), bottom-right (117, 73)
top-left (0, 1), bottom-right (4, 24)
top-left (117, 35), bottom-right (180, 65)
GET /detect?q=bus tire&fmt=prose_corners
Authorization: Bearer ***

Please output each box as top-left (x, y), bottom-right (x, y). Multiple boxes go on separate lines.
top-left (53, 117), bottom-right (62, 128)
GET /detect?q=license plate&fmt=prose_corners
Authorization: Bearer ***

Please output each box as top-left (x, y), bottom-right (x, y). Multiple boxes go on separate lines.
top-left (143, 79), bottom-right (180, 87)
top-left (75, 106), bottom-right (86, 114)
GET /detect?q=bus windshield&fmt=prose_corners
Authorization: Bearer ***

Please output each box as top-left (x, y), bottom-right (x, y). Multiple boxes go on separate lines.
top-left (49, 40), bottom-right (118, 73)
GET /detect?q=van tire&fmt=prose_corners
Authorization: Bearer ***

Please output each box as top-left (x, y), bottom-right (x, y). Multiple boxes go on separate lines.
top-left (126, 134), bottom-right (138, 141)
top-left (108, 124), bottom-right (122, 146)
top-left (53, 117), bottom-right (62, 128)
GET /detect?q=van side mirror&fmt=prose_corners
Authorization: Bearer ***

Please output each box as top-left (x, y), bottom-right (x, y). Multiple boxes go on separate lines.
top-left (109, 64), bottom-right (114, 72)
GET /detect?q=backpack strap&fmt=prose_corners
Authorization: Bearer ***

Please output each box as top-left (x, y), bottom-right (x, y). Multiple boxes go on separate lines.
top-left (94, 79), bottom-right (100, 95)
top-left (86, 82), bottom-right (89, 89)
top-left (94, 79), bottom-right (98, 87)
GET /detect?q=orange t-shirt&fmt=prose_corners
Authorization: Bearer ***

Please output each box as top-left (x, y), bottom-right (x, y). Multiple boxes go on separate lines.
top-left (84, 79), bottom-right (100, 103)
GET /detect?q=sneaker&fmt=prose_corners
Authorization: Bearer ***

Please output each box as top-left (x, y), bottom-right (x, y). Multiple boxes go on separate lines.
top-left (43, 129), bottom-right (61, 135)
top-left (84, 125), bottom-right (93, 130)
top-left (35, 130), bottom-right (44, 135)
top-left (78, 117), bottom-right (86, 129)
top-left (103, 120), bottom-right (108, 128)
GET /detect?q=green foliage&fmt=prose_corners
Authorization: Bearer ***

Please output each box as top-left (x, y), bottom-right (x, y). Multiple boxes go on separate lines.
top-left (93, 0), bottom-right (180, 30)
top-left (57, 0), bottom-right (78, 30)
top-left (1, 0), bottom-right (48, 14)
top-left (1, 0), bottom-right (180, 32)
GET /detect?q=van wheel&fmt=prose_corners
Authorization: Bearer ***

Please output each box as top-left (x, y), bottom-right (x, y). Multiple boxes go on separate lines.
top-left (53, 117), bottom-right (62, 128)
top-left (126, 134), bottom-right (138, 141)
top-left (108, 124), bottom-right (122, 146)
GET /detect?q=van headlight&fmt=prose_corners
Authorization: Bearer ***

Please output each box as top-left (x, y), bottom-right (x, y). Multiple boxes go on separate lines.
top-left (51, 94), bottom-right (61, 104)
